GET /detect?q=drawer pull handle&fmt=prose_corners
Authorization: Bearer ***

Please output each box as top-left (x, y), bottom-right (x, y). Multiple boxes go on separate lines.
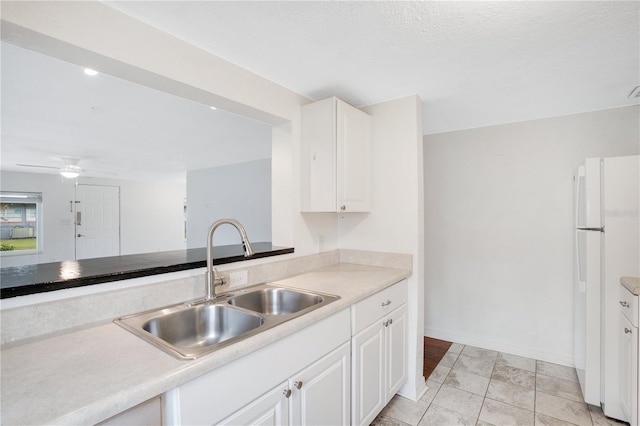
top-left (283, 389), bottom-right (292, 398)
top-left (625, 328), bottom-right (633, 334)
top-left (383, 318), bottom-right (393, 327)
top-left (381, 300), bottom-right (391, 307)
top-left (294, 381), bottom-right (303, 389)
top-left (620, 301), bottom-right (630, 308)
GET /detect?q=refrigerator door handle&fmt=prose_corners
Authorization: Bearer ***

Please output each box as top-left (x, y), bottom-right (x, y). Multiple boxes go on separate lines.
top-left (575, 230), bottom-right (586, 293)
top-left (575, 166), bottom-right (585, 228)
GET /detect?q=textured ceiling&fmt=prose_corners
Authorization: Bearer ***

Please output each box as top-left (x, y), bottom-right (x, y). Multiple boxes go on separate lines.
top-left (105, 1), bottom-right (640, 134)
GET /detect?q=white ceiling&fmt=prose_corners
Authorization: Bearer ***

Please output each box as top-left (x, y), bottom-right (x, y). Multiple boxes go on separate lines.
top-left (105, 1), bottom-right (640, 134)
top-left (1, 42), bottom-right (272, 183)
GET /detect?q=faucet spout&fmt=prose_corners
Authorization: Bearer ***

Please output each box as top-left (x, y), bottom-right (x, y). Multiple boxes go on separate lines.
top-left (205, 218), bottom-right (254, 300)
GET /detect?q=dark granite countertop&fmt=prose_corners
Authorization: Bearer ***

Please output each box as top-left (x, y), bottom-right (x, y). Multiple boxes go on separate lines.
top-left (0, 242), bottom-right (293, 299)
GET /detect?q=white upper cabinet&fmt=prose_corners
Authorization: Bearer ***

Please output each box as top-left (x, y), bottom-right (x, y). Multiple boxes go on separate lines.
top-left (301, 97), bottom-right (372, 213)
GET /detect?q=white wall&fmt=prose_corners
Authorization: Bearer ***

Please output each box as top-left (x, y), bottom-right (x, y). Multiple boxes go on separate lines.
top-left (340, 95), bottom-right (426, 400)
top-left (423, 105), bottom-right (640, 365)
top-left (0, 171), bottom-right (186, 266)
top-left (186, 159), bottom-right (271, 248)
top-left (112, 179), bottom-right (186, 256)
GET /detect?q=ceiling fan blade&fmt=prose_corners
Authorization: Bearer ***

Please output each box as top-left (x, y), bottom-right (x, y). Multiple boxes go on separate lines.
top-left (16, 163), bottom-right (60, 169)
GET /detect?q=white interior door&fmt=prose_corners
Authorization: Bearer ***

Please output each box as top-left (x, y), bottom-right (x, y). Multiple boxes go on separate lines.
top-left (75, 184), bottom-right (120, 260)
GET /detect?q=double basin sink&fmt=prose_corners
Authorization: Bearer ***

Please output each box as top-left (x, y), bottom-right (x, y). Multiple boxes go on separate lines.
top-left (115, 284), bottom-right (340, 359)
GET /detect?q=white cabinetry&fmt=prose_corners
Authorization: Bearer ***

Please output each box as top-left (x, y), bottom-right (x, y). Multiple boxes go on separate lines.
top-left (164, 309), bottom-right (351, 425)
top-left (351, 280), bottom-right (408, 425)
top-left (218, 381), bottom-right (289, 426)
top-left (290, 342), bottom-right (350, 425)
top-left (301, 97), bottom-right (371, 213)
top-left (220, 342), bottom-right (350, 426)
top-left (620, 284), bottom-right (639, 426)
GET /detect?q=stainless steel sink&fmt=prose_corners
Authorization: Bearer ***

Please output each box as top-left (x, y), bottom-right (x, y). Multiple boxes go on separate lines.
top-left (228, 287), bottom-right (323, 315)
top-left (116, 302), bottom-right (265, 359)
top-left (115, 284), bottom-right (340, 359)
top-left (143, 304), bottom-right (264, 347)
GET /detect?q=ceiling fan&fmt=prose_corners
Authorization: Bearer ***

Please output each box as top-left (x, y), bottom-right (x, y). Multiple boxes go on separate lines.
top-left (16, 157), bottom-right (87, 179)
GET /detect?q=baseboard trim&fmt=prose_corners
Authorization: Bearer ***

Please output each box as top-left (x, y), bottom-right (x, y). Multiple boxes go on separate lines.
top-left (397, 375), bottom-right (427, 402)
top-left (424, 328), bottom-right (574, 367)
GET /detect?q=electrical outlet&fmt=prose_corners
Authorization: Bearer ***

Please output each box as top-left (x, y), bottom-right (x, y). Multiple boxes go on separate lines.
top-left (229, 270), bottom-right (248, 287)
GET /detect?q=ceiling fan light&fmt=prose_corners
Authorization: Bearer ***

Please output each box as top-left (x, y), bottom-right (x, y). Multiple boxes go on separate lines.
top-left (60, 170), bottom-right (80, 179)
top-left (60, 165), bottom-right (81, 179)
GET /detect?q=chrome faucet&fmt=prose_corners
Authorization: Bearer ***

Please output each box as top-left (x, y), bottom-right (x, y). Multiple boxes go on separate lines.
top-left (205, 218), bottom-right (255, 300)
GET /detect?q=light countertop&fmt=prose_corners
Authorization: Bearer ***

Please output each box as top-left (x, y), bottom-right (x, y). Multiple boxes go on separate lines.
top-left (0, 262), bottom-right (410, 425)
top-left (621, 276), bottom-right (640, 296)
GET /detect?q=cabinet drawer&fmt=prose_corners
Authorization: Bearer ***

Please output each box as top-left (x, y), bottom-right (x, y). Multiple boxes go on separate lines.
top-left (352, 280), bottom-right (407, 335)
top-left (620, 285), bottom-right (639, 327)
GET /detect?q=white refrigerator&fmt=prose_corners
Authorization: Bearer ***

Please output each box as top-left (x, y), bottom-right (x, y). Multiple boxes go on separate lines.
top-left (574, 155), bottom-right (639, 420)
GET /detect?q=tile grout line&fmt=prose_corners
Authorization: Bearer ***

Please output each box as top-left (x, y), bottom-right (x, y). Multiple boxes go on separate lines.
top-left (475, 352), bottom-right (498, 425)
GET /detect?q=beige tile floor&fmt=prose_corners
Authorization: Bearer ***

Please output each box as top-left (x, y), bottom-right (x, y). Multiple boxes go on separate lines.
top-left (372, 343), bottom-right (629, 426)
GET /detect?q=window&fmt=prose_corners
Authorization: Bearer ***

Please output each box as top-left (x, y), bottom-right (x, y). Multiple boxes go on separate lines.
top-left (0, 192), bottom-right (43, 254)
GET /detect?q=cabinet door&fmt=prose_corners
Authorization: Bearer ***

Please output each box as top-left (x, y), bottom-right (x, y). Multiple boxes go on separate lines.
top-left (218, 381), bottom-right (290, 426)
top-left (386, 304), bottom-right (408, 401)
top-left (352, 321), bottom-right (385, 426)
top-left (301, 98), bottom-right (336, 212)
top-left (620, 313), bottom-right (638, 425)
top-left (336, 99), bottom-right (371, 212)
top-left (291, 342), bottom-right (350, 426)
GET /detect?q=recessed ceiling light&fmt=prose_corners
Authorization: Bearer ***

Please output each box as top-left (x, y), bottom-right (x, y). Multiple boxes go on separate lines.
top-left (210, 106), bottom-right (217, 110)
top-left (84, 68), bottom-right (98, 76)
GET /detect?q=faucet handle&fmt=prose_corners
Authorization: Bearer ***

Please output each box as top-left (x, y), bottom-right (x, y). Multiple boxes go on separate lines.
top-left (212, 268), bottom-right (226, 287)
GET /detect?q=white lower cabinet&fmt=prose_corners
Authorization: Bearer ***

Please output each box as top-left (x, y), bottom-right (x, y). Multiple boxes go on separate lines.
top-left (619, 284), bottom-right (639, 426)
top-left (385, 305), bottom-right (408, 402)
top-left (352, 316), bottom-right (385, 423)
top-left (219, 381), bottom-right (290, 426)
top-left (220, 342), bottom-right (350, 426)
top-left (290, 342), bottom-right (351, 425)
top-left (351, 280), bottom-right (408, 425)
top-left (162, 279), bottom-right (409, 426)
top-left (163, 309), bottom-right (351, 425)
top-left (619, 312), bottom-right (637, 426)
